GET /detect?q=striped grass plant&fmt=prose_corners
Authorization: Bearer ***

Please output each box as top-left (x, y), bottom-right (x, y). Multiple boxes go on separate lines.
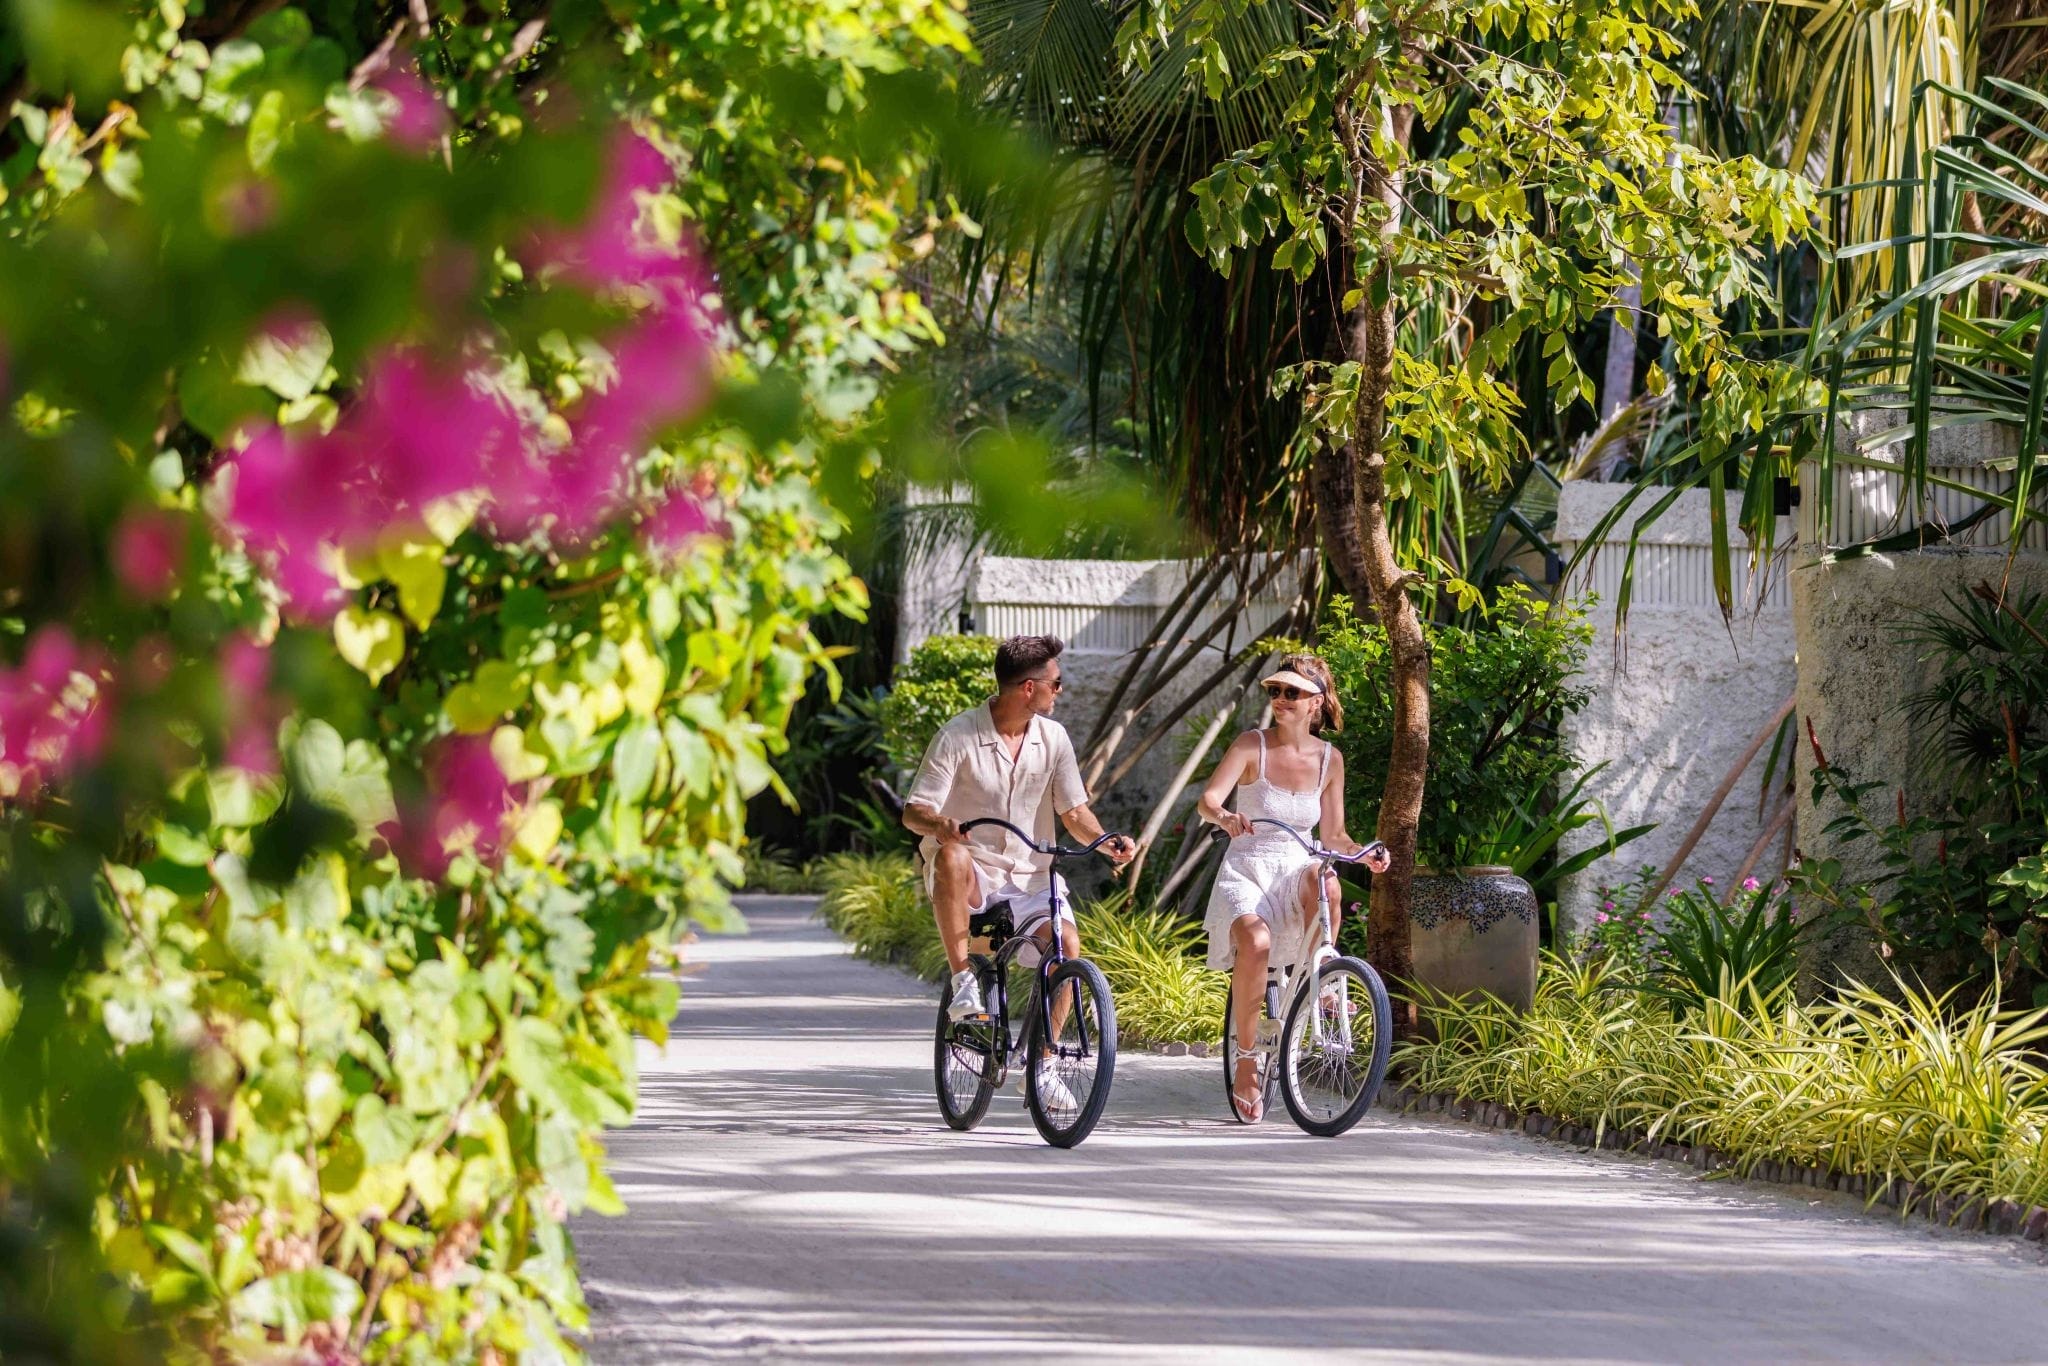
top-left (1398, 955), bottom-right (2048, 1212)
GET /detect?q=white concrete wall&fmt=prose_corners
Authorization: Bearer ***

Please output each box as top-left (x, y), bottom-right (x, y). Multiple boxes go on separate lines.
top-left (894, 484), bottom-right (978, 668)
top-left (1553, 482), bottom-right (1798, 936)
top-left (1793, 416), bottom-right (2048, 978)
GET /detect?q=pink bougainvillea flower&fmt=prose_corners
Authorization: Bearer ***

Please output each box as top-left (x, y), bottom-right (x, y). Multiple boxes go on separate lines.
top-left (218, 635), bottom-right (279, 775)
top-left (374, 62), bottom-right (449, 153)
top-left (640, 486), bottom-right (720, 563)
top-left (378, 734), bottom-right (520, 880)
top-left (217, 348), bottom-right (523, 617)
top-left (112, 508), bottom-right (187, 601)
top-left (529, 130), bottom-right (677, 292)
top-left (0, 626), bottom-right (110, 801)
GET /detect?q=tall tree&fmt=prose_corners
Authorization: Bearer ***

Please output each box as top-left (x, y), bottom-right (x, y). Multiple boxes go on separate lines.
top-left (1120, 0), bottom-right (1818, 1014)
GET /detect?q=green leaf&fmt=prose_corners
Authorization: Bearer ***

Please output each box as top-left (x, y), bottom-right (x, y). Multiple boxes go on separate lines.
top-left (380, 539), bottom-right (447, 629)
top-left (333, 607), bottom-right (404, 686)
top-left (207, 767), bottom-right (283, 829)
top-left (232, 1268), bottom-right (362, 1333)
top-left (247, 88), bottom-right (286, 170)
top-left (612, 720), bottom-right (660, 803)
top-left (236, 320), bottom-right (332, 402)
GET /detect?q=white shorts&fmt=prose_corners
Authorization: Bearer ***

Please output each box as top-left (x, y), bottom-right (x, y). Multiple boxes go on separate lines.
top-left (971, 872), bottom-right (1073, 937)
top-left (923, 859), bottom-right (1073, 935)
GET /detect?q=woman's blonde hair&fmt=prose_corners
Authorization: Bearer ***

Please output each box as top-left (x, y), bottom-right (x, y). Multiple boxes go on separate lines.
top-left (1277, 653), bottom-right (1343, 734)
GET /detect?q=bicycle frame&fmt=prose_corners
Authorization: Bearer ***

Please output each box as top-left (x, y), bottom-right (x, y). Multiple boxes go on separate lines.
top-left (955, 818), bottom-right (1122, 1080)
top-left (1238, 821), bottom-right (1385, 1069)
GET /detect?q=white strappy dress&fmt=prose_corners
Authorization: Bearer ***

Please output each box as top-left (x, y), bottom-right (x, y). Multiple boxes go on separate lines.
top-left (1203, 732), bottom-right (1332, 971)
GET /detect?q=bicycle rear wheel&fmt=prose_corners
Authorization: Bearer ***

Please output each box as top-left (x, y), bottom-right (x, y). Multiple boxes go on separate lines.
top-left (1026, 958), bottom-right (1116, 1148)
top-left (934, 956), bottom-right (998, 1131)
top-left (1220, 979), bottom-right (1280, 1123)
top-left (1279, 956), bottom-right (1391, 1137)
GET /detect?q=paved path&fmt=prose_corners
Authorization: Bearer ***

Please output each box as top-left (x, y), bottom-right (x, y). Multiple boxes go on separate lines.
top-left (574, 896), bottom-right (2048, 1364)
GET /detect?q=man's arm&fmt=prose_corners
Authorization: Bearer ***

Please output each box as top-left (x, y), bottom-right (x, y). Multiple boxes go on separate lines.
top-left (904, 801), bottom-right (967, 845)
top-left (1058, 803), bottom-right (1135, 865)
top-left (902, 730), bottom-right (966, 845)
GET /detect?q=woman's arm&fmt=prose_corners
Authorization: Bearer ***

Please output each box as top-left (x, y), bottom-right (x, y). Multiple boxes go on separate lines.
top-left (1320, 748), bottom-right (1391, 872)
top-left (1195, 732), bottom-right (1259, 839)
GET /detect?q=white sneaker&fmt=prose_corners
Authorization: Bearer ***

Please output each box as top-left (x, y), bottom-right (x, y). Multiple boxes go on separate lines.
top-left (1027, 1066), bottom-right (1078, 1113)
top-left (946, 969), bottom-right (986, 1022)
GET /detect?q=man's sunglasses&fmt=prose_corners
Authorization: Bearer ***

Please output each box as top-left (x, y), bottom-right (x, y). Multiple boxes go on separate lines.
top-left (1030, 674), bottom-right (1065, 692)
top-left (1264, 684), bottom-right (1316, 702)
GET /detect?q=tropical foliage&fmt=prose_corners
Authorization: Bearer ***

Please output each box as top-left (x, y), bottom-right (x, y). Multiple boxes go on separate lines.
top-left (0, 0), bottom-right (972, 1358)
top-left (1401, 954), bottom-right (2048, 1216)
top-left (878, 633), bottom-right (997, 772)
top-left (1318, 587), bottom-right (1646, 888)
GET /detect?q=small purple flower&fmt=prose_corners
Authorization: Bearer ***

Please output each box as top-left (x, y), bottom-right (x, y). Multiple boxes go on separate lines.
top-left (1701, 876), bottom-right (1715, 886)
top-left (1741, 876), bottom-right (1761, 892)
top-left (1601, 899), bottom-right (1615, 911)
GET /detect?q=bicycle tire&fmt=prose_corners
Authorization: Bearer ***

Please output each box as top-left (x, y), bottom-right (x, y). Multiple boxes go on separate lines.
top-left (1279, 955), bottom-right (1391, 1138)
top-left (1026, 957), bottom-right (1117, 1148)
top-left (1220, 979), bottom-right (1281, 1123)
top-left (934, 956), bottom-right (998, 1131)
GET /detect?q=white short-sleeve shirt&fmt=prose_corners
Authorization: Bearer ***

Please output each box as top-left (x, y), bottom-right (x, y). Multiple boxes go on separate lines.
top-left (906, 701), bottom-right (1090, 896)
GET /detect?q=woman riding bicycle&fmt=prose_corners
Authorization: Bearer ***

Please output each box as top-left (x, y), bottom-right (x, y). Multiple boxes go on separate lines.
top-left (1195, 654), bottom-right (1391, 1123)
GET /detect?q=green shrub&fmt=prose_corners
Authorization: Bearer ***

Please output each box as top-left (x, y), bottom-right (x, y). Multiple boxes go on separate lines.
top-left (0, 2), bottom-right (971, 1358)
top-left (817, 853), bottom-right (951, 983)
top-left (1077, 899), bottom-right (1228, 1044)
top-left (880, 635), bottom-right (997, 771)
top-left (1645, 879), bottom-right (1805, 1012)
top-left (741, 844), bottom-right (823, 894)
top-left (1399, 957), bottom-right (2048, 1213)
top-left (1318, 587), bottom-right (1644, 888)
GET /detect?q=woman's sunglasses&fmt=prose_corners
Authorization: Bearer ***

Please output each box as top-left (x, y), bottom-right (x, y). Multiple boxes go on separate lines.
top-left (1264, 684), bottom-right (1315, 702)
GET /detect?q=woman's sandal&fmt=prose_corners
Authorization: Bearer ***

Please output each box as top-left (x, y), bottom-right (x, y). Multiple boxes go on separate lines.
top-left (1230, 1051), bottom-right (1266, 1123)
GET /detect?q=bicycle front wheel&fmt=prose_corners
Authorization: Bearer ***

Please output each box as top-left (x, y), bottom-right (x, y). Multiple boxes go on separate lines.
top-left (1279, 956), bottom-right (1391, 1137)
top-left (934, 956), bottom-right (998, 1131)
top-left (1026, 958), bottom-right (1117, 1148)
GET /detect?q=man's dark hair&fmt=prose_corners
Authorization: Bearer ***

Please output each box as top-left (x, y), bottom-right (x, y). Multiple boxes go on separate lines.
top-left (994, 634), bottom-right (1064, 689)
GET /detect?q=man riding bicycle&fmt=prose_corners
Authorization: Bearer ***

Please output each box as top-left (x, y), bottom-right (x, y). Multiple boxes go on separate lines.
top-left (901, 634), bottom-right (1135, 1026)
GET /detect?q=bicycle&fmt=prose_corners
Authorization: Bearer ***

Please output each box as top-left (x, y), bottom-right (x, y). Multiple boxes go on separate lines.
top-left (931, 818), bottom-right (1125, 1148)
top-left (1221, 818), bottom-right (1393, 1137)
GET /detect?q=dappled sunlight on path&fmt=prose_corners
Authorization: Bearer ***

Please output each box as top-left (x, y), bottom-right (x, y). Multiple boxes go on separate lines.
top-left (574, 897), bottom-right (2048, 1365)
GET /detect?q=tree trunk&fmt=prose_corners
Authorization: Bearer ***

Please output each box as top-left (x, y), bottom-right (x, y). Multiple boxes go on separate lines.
top-left (1343, 107), bottom-right (1426, 1036)
top-left (1314, 443), bottom-right (1373, 605)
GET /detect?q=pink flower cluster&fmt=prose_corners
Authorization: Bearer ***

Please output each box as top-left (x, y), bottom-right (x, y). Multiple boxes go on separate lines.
top-left (219, 635), bottom-right (280, 775)
top-left (378, 734), bottom-right (520, 879)
top-left (215, 129), bottom-right (717, 618)
top-left (0, 627), bottom-right (109, 801)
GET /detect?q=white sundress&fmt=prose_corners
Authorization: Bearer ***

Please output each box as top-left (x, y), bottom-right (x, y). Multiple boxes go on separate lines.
top-left (1203, 732), bottom-right (1332, 971)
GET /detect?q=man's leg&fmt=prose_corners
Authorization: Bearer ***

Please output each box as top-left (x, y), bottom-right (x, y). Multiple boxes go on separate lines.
top-left (932, 842), bottom-right (981, 976)
top-left (1044, 914), bottom-right (1083, 1040)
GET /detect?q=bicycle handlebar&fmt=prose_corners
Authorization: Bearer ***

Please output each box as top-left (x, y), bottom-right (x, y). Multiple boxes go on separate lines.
top-left (958, 817), bottom-right (1131, 858)
top-left (1242, 817), bottom-right (1388, 865)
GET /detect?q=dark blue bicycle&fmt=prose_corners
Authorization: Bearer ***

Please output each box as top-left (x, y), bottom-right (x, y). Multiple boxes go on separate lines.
top-left (933, 818), bottom-right (1124, 1148)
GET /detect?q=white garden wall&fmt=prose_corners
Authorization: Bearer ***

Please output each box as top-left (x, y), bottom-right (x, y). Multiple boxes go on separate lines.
top-left (1553, 483), bottom-right (1797, 936)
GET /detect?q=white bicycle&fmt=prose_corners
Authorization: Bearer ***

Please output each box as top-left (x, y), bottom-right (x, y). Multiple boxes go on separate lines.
top-left (1222, 819), bottom-right (1393, 1136)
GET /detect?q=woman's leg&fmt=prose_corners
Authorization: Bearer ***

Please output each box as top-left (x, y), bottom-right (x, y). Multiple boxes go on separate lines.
top-left (1228, 913), bottom-right (1272, 1120)
top-left (1228, 913), bottom-right (1272, 1051)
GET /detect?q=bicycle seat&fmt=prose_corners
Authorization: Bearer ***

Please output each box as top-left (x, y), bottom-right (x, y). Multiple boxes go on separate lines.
top-left (968, 901), bottom-right (1014, 951)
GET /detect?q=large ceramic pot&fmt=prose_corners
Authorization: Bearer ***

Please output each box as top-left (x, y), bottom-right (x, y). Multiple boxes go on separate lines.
top-left (1409, 866), bottom-right (1538, 1013)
